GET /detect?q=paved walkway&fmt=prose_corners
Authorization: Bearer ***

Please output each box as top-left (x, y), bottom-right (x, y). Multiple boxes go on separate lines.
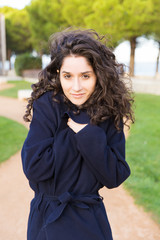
top-left (0, 94), bottom-right (160, 240)
top-left (131, 76), bottom-right (160, 95)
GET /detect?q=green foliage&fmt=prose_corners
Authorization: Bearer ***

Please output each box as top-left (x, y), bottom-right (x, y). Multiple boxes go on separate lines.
top-left (61, 0), bottom-right (93, 27)
top-left (14, 53), bottom-right (42, 76)
top-left (150, 0), bottom-right (160, 42)
top-left (0, 80), bottom-right (32, 98)
top-left (125, 94), bottom-right (160, 223)
top-left (1, 0), bottom-right (160, 53)
top-left (83, 0), bottom-right (158, 43)
top-left (0, 7), bottom-right (32, 56)
top-left (0, 116), bottom-right (28, 164)
top-left (86, 0), bottom-right (124, 47)
top-left (0, 6), bottom-right (14, 14)
top-left (118, 0), bottom-right (157, 39)
top-left (27, 0), bottom-right (67, 53)
top-left (1, 0), bottom-right (160, 73)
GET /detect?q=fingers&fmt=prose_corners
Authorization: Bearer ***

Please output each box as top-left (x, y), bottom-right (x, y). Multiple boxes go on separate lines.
top-left (67, 118), bottom-right (76, 132)
top-left (67, 118), bottom-right (88, 133)
top-left (67, 118), bottom-right (74, 128)
top-left (67, 118), bottom-right (74, 124)
top-left (67, 118), bottom-right (71, 126)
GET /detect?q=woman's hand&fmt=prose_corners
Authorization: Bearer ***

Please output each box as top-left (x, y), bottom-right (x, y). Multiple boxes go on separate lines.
top-left (67, 118), bottom-right (88, 133)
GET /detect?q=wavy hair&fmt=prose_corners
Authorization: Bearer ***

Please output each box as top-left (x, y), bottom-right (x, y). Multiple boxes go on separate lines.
top-left (24, 28), bottom-right (134, 130)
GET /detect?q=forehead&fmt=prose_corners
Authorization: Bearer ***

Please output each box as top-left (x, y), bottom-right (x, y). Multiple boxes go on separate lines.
top-left (61, 55), bottom-right (93, 72)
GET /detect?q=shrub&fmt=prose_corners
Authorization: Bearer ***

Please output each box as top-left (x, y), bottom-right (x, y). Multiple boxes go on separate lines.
top-left (14, 53), bottom-right (42, 76)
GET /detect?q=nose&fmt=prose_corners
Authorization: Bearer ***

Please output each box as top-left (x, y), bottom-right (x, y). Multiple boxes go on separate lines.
top-left (72, 78), bottom-right (82, 91)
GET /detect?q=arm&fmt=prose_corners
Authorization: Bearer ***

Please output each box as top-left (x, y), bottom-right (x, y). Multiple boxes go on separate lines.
top-left (74, 119), bottom-right (130, 189)
top-left (21, 92), bottom-right (58, 182)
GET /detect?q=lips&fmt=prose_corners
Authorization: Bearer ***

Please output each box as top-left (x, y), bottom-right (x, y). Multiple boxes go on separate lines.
top-left (71, 93), bottom-right (85, 98)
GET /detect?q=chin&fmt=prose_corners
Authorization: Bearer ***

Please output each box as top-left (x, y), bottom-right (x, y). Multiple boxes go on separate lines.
top-left (69, 97), bottom-right (87, 106)
top-left (71, 100), bottom-right (85, 106)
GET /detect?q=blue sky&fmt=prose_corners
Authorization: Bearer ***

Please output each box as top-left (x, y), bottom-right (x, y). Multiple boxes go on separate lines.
top-left (0, 0), bottom-right (159, 64)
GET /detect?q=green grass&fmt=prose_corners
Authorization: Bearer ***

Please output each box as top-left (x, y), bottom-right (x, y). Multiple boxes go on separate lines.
top-left (125, 93), bottom-right (160, 223)
top-left (0, 116), bottom-right (28, 163)
top-left (0, 80), bottom-right (32, 98)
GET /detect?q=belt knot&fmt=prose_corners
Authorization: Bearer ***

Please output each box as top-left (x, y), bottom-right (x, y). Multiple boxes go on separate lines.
top-left (59, 191), bottom-right (72, 204)
top-left (34, 191), bottom-right (103, 228)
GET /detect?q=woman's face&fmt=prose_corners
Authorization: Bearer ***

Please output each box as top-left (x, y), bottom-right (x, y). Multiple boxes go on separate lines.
top-left (59, 55), bottom-right (97, 106)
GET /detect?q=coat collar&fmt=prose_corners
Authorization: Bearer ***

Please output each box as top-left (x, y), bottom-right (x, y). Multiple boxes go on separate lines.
top-left (53, 92), bottom-right (109, 129)
top-left (56, 93), bottom-right (90, 124)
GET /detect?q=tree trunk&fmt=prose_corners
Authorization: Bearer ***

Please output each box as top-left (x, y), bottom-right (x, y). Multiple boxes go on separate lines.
top-left (155, 41), bottom-right (160, 75)
top-left (7, 49), bottom-right (12, 70)
top-left (129, 37), bottom-right (137, 77)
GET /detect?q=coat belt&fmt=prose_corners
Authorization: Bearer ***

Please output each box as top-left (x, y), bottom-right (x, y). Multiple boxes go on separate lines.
top-left (34, 191), bottom-right (103, 228)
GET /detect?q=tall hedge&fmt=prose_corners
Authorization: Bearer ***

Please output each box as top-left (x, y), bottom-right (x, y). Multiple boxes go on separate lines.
top-left (14, 53), bottom-right (42, 76)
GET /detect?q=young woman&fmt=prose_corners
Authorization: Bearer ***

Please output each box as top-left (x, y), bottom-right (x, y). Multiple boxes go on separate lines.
top-left (21, 28), bottom-right (134, 240)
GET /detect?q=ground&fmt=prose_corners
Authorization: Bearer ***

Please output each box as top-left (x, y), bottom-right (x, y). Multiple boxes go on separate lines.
top-left (0, 83), bottom-right (160, 239)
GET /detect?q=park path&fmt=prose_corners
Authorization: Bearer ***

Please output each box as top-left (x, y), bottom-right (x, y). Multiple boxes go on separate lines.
top-left (0, 89), bottom-right (160, 239)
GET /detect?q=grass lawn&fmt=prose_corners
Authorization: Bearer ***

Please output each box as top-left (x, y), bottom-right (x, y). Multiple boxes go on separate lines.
top-left (0, 80), bottom-right (32, 98)
top-left (0, 116), bottom-right (28, 164)
top-left (125, 93), bottom-right (160, 223)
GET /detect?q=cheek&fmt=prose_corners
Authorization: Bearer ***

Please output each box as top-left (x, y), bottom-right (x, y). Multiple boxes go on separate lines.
top-left (60, 79), bottom-right (70, 91)
top-left (60, 80), bottom-right (65, 90)
top-left (88, 79), bottom-right (97, 93)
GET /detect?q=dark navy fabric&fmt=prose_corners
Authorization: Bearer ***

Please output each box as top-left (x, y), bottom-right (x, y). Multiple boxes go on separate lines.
top-left (21, 91), bottom-right (130, 240)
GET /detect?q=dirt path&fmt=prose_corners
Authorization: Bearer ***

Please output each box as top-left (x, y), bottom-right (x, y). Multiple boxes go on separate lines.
top-left (0, 82), bottom-right (15, 91)
top-left (0, 95), bottom-right (160, 240)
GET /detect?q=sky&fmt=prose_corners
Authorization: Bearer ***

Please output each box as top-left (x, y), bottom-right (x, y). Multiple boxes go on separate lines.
top-left (114, 37), bottom-right (159, 64)
top-left (0, 0), bottom-right (159, 64)
top-left (0, 0), bottom-right (31, 9)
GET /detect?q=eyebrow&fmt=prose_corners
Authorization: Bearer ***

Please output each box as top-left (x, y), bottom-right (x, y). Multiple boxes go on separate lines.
top-left (62, 71), bottom-right (93, 74)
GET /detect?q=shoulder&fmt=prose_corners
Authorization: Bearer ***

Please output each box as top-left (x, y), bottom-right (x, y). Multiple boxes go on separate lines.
top-left (32, 91), bottom-right (65, 122)
top-left (33, 91), bottom-right (62, 110)
top-left (33, 91), bottom-right (53, 105)
top-left (97, 117), bottom-right (112, 132)
top-left (98, 117), bottom-right (124, 136)
top-left (33, 91), bottom-right (51, 108)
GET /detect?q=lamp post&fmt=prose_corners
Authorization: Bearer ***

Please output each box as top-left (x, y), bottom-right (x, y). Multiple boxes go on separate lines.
top-left (0, 14), bottom-right (6, 75)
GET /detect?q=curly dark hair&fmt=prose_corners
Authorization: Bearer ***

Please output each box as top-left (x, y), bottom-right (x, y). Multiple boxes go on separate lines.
top-left (24, 28), bottom-right (134, 130)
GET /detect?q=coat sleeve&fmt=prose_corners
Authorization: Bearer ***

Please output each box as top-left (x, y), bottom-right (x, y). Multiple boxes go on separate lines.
top-left (74, 120), bottom-right (130, 189)
top-left (21, 92), bottom-right (58, 182)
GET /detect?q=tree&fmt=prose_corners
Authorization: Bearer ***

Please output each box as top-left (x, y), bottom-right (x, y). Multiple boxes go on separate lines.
top-left (61, 0), bottom-right (125, 48)
top-left (27, 0), bottom-right (67, 54)
top-left (60, 0), bottom-right (122, 49)
top-left (61, 0), bottom-right (94, 27)
top-left (80, 0), bottom-right (158, 76)
top-left (84, 0), bottom-right (124, 48)
top-left (118, 0), bottom-right (158, 76)
top-left (148, 0), bottom-right (160, 76)
top-left (147, 35), bottom-right (160, 76)
top-left (155, 40), bottom-right (160, 75)
top-left (0, 7), bottom-right (32, 69)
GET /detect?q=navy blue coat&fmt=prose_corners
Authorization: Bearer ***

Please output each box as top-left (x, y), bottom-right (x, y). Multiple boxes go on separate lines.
top-left (21, 91), bottom-right (130, 240)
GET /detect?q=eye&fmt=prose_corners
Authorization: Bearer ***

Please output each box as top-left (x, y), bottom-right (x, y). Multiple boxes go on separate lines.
top-left (64, 74), bottom-right (71, 79)
top-left (82, 74), bottom-right (90, 79)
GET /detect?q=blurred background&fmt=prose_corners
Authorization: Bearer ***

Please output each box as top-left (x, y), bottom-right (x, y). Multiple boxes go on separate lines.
top-left (0, 1), bottom-right (160, 240)
top-left (0, 0), bottom-right (160, 77)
